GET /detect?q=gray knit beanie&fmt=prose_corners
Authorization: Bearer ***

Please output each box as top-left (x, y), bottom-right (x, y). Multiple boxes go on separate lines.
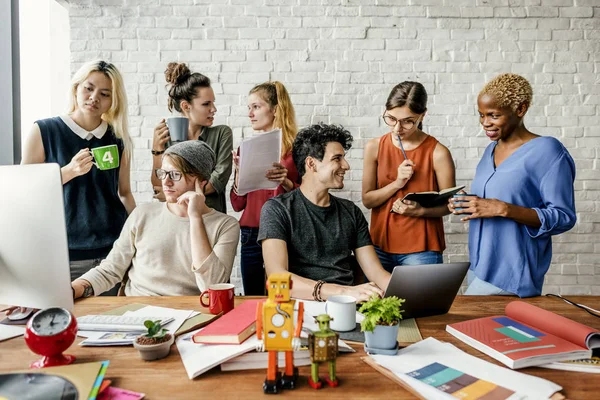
top-left (164, 140), bottom-right (216, 180)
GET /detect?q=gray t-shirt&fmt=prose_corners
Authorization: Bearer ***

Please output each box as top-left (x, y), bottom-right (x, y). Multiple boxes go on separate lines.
top-left (258, 189), bottom-right (372, 285)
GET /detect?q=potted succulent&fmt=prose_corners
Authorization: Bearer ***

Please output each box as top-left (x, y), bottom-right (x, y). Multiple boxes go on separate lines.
top-left (359, 295), bottom-right (405, 352)
top-left (133, 320), bottom-right (174, 361)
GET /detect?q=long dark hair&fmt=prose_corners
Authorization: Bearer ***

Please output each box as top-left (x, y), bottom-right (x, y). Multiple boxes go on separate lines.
top-left (165, 62), bottom-right (211, 113)
top-left (385, 81), bottom-right (427, 130)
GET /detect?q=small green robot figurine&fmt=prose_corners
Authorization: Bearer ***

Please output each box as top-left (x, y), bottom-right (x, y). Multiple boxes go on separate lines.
top-left (308, 314), bottom-right (339, 389)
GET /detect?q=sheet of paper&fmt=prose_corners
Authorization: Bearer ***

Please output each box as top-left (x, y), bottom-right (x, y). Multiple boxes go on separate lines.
top-left (125, 305), bottom-right (194, 336)
top-left (236, 129), bottom-right (282, 195)
top-left (79, 331), bottom-right (140, 346)
top-left (0, 324), bottom-right (25, 342)
top-left (78, 306), bottom-right (194, 344)
top-left (176, 330), bottom-right (260, 379)
top-left (369, 337), bottom-right (562, 400)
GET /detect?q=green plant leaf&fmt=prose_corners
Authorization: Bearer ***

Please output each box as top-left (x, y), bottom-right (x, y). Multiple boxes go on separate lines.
top-left (143, 319), bottom-right (167, 338)
top-left (358, 295), bottom-right (405, 333)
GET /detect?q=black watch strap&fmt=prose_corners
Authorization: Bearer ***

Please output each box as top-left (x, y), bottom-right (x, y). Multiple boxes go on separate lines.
top-left (82, 285), bottom-right (95, 298)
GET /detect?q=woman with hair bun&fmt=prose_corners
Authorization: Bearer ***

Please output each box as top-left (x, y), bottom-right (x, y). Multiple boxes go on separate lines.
top-left (230, 81), bottom-right (299, 295)
top-left (151, 62), bottom-right (233, 213)
top-left (449, 73), bottom-right (576, 297)
top-left (362, 81), bottom-right (456, 272)
top-left (22, 60), bottom-right (135, 285)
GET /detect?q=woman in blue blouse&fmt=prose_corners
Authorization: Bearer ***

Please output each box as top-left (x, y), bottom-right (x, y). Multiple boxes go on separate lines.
top-left (448, 73), bottom-right (576, 297)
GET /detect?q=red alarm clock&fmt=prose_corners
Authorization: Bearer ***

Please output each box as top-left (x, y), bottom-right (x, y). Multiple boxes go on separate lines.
top-left (24, 307), bottom-right (78, 369)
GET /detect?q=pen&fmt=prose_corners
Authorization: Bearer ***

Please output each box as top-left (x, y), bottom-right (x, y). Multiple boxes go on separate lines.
top-left (391, 134), bottom-right (409, 214)
top-left (396, 133), bottom-right (408, 160)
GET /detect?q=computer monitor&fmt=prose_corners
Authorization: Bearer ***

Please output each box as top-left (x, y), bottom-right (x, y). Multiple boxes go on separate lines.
top-left (384, 262), bottom-right (470, 318)
top-left (0, 164), bottom-right (73, 311)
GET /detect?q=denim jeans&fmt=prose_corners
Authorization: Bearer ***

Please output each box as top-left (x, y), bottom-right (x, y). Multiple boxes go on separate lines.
top-left (464, 270), bottom-right (514, 296)
top-left (374, 247), bottom-right (443, 274)
top-left (240, 227), bottom-right (266, 296)
top-left (69, 258), bottom-right (120, 296)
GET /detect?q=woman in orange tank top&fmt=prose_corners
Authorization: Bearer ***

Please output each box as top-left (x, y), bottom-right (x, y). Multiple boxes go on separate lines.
top-left (362, 82), bottom-right (456, 272)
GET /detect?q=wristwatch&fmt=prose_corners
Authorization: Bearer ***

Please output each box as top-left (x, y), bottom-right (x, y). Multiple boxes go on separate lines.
top-left (82, 285), bottom-right (95, 298)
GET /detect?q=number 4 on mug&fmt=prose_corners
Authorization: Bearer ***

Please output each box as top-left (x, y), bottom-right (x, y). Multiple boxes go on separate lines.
top-left (102, 151), bottom-right (114, 164)
top-left (90, 144), bottom-right (120, 171)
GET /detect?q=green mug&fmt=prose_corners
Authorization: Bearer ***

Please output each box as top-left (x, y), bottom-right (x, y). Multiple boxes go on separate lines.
top-left (90, 144), bottom-right (120, 170)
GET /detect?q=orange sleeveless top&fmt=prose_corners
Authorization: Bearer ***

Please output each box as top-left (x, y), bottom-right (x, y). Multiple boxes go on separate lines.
top-left (369, 133), bottom-right (446, 254)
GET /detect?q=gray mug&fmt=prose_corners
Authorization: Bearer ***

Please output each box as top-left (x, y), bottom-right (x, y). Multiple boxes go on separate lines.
top-left (166, 116), bottom-right (189, 143)
top-left (452, 193), bottom-right (475, 215)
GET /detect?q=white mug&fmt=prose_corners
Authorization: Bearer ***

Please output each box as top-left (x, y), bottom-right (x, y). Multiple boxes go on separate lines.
top-left (325, 295), bottom-right (357, 332)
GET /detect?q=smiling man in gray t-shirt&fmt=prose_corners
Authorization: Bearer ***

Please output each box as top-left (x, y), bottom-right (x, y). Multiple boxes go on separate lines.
top-left (258, 123), bottom-right (391, 302)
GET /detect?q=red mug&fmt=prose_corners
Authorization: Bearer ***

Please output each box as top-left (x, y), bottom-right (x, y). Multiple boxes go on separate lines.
top-left (200, 283), bottom-right (235, 315)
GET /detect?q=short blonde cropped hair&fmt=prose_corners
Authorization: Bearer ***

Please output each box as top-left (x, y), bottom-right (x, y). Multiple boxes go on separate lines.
top-left (479, 73), bottom-right (533, 112)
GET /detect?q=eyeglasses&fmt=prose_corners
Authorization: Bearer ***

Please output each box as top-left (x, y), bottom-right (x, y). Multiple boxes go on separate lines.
top-left (382, 113), bottom-right (420, 130)
top-left (155, 168), bottom-right (183, 181)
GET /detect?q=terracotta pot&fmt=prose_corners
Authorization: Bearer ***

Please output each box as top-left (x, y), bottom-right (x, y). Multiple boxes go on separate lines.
top-left (133, 334), bottom-right (174, 361)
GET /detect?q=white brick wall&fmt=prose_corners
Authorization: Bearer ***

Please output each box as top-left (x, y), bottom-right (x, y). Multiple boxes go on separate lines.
top-left (63, 0), bottom-right (600, 295)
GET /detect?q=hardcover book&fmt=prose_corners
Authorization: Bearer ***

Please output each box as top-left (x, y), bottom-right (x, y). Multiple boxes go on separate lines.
top-left (192, 299), bottom-right (260, 345)
top-left (446, 301), bottom-right (600, 369)
top-left (398, 185), bottom-right (465, 208)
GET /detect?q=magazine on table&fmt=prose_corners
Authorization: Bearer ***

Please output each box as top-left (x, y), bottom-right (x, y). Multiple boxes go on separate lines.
top-left (446, 301), bottom-right (600, 369)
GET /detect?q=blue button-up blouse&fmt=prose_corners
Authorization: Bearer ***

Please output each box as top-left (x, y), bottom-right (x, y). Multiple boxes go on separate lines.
top-left (469, 136), bottom-right (576, 297)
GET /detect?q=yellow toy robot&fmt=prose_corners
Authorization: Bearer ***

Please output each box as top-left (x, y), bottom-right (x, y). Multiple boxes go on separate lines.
top-left (256, 273), bottom-right (304, 394)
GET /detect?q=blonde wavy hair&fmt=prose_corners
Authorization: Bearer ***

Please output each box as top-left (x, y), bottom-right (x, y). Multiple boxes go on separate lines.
top-left (250, 81), bottom-right (298, 157)
top-left (69, 60), bottom-right (132, 159)
top-left (479, 73), bottom-right (533, 112)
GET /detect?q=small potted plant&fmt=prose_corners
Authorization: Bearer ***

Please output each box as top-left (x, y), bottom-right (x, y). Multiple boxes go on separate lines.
top-left (133, 320), bottom-right (174, 361)
top-left (359, 295), bottom-right (405, 354)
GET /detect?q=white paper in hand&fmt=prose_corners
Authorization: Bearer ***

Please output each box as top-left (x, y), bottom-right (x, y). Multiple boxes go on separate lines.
top-left (237, 129), bottom-right (282, 195)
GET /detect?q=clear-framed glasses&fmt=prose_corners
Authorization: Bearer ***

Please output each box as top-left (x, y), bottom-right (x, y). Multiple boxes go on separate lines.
top-left (382, 113), bottom-right (419, 130)
top-left (155, 168), bottom-right (183, 181)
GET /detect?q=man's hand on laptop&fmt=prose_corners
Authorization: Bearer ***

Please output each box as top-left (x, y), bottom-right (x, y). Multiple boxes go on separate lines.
top-left (343, 282), bottom-right (384, 303)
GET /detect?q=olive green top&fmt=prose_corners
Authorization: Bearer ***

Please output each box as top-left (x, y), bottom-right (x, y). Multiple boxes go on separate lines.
top-left (198, 125), bottom-right (233, 213)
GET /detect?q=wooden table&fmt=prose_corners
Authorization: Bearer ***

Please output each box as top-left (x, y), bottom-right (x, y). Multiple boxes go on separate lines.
top-left (1, 296), bottom-right (599, 399)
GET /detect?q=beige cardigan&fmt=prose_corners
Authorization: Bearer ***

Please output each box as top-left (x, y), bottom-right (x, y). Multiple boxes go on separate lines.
top-left (80, 202), bottom-right (240, 296)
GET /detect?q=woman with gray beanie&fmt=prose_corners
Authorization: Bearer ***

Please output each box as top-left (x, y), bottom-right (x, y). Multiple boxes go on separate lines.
top-left (72, 140), bottom-right (240, 298)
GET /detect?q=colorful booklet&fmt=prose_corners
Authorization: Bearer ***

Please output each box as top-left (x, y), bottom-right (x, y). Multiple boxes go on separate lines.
top-left (365, 338), bottom-right (562, 399)
top-left (446, 301), bottom-right (600, 369)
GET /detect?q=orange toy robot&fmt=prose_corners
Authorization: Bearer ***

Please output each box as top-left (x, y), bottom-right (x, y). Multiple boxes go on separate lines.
top-left (256, 273), bottom-right (304, 394)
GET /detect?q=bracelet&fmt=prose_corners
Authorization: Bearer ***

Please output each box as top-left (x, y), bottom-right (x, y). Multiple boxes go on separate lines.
top-left (151, 149), bottom-right (165, 155)
top-left (312, 280), bottom-right (326, 302)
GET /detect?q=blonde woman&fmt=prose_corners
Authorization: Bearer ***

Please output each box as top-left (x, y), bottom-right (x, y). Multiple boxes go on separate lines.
top-left (230, 81), bottom-right (299, 295)
top-left (22, 60), bottom-right (135, 284)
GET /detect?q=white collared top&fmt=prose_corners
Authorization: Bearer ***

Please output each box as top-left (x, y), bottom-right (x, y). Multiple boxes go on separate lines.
top-left (60, 114), bottom-right (108, 141)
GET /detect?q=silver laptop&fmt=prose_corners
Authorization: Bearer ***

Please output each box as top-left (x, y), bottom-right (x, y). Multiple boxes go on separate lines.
top-left (383, 262), bottom-right (470, 319)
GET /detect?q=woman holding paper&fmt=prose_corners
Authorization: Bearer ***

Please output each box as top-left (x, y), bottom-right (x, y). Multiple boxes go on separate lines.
top-left (151, 62), bottom-right (233, 213)
top-left (21, 60), bottom-right (135, 284)
top-left (362, 82), bottom-right (456, 272)
top-left (230, 81), bottom-right (300, 295)
top-left (448, 73), bottom-right (576, 297)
